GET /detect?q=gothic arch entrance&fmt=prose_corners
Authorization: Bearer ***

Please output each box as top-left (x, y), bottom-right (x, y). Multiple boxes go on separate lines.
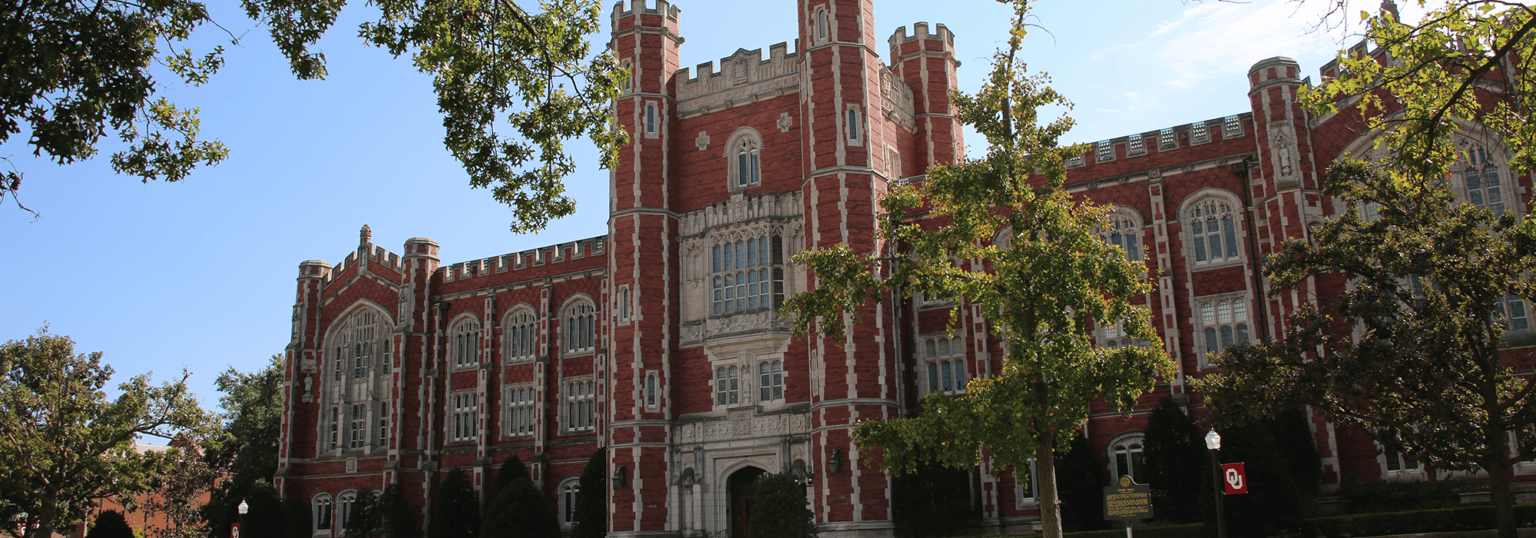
top-left (728, 466), bottom-right (767, 538)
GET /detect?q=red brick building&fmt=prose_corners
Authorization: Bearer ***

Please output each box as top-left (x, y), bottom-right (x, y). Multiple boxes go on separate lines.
top-left (275, 1), bottom-right (1536, 537)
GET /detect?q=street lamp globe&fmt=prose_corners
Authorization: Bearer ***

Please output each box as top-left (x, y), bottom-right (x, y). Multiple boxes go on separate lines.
top-left (1205, 429), bottom-right (1221, 451)
top-left (238, 500), bottom-right (249, 515)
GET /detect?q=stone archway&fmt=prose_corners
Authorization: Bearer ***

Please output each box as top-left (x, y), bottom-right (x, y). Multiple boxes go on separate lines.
top-left (727, 466), bottom-right (767, 538)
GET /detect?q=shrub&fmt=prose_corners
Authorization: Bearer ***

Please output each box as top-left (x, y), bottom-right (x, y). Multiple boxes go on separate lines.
top-left (284, 495), bottom-right (310, 538)
top-left (481, 477), bottom-right (560, 538)
top-left (1055, 433), bottom-right (1109, 532)
top-left (486, 454), bottom-right (530, 511)
top-left (891, 461), bottom-right (977, 538)
top-left (1142, 398), bottom-right (1206, 524)
top-left (748, 473), bottom-right (815, 538)
top-left (571, 448), bottom-right (607, 538)
top-left (1262, 408), bottom-right (1321, 504)
top-left (86, 511), bottom-right (135, 538)
top-left (1337, 477), bottom-right (1462, 514)
top-left (377, 484), bottom-right (420, 538)
top-left (430, 469), bottom-right (481, 538)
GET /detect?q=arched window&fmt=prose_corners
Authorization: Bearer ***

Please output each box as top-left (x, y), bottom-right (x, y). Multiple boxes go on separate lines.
top-left (758, 360), bottom-right (783, 402)
top-left (1199, 296), bottom-right (1251, 367)
top-left (558, 478), bottom-right (581, 527)
top-left (348, 403), bottom-right (365, 449)
top-left (1103, 211), bottom-right (1142, 262)
top-left (322, 307), bottom-right (390, 455)
top-left (503, 308), bottom-right (537, 363)
top-left (733, 135), bottom-right (761, 188)
top-left (451, 318), bottom-right (480, 369)
top-left (1187, 197), bottom-right (1240, 263)
top-left (563, 301), bottom-right (596, 354)
top-left (921, 336), bottom-right (966, 396)
top-left (1098, 319), bottom-right (1146, 349)
top-left (711, 233), bottom-right (785, 315)
top-left (715, 366), bottom-right (740, 406)
top-left (1462, 143), bottom-right (1506, 214)
top-left (814, 8), bottom-right (828, 43)
top-left (646, 372), bottom-right (659, 409)
top-left (336, 491), bottom-right (357, 531)
top-left (313, 494), bottom-right (333, 532)
top-left (1109, 434), bottom-right (1146, 482)
top-left (846, 106), bottom-right (861, 143)
top-left (328, 309), bottom-right (387, 383)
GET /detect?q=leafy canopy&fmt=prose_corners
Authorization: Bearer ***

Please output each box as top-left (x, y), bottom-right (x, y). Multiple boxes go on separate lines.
top-left (0, 326), bottom-right (216, 538)
top-left (1195, 3), bottom-right (1536, 537)
top-left (781, 2), bottom-right (1172, 537)
top-left (4, 0), bottom-right (628, 232)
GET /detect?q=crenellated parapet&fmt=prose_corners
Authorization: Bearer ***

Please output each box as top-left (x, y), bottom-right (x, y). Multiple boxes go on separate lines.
top-left (438, 236), bottom-right (607, 282)
top-left (1064, 112), bottom-right (1254, 170)
top-left (886, 22), bottom-right (956, 61)
top-left (675, 43), bottom-right (801, 118)
top-left (609, 0), bottom-right (680, 33)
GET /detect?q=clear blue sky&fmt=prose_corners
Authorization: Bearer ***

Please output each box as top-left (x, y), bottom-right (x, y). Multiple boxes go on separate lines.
top-left (0, 0), bottom-right (1417, 413)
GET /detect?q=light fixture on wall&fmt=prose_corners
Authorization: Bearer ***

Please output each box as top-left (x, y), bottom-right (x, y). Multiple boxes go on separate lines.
top-left (828, 449), bottom-right (843, 475)
top-left (613, 466), bottom-right (626, 489)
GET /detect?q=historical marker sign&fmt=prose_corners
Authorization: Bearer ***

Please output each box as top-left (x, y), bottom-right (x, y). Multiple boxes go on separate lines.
top-left (1104, 476), bottom-right (1153, 520)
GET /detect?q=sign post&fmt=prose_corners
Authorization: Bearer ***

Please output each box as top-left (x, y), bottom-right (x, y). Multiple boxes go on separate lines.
top-left (1104, 476), bottom-right (1153, 538)
top-left (1221, 463), bottom-right (1248, 495)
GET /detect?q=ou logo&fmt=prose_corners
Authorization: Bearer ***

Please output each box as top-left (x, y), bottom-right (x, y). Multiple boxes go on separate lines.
top-left (1220, 463), bottom-right (1248, 495)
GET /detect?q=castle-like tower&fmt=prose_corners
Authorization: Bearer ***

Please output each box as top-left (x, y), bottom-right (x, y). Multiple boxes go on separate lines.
top-left (274, 2), bottom-right (1536, 538)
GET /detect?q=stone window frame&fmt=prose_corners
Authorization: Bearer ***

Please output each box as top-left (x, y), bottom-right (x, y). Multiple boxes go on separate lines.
top-left (1159, 128), bottom-right (1176, 150)
top-left (1453, 138), bottom-right (1516, 216)
top-left (813, 7), bottom-right (829, 44)
top-left (347, 402), bottom-right (366, 449)
top-left (336, 490), bottom-right (358, 533)
top-left (377, 401), bottom-right (389, 447)
top-left (1222, 114), bottom-right (1244, 139)
top-left (918, 334), bottom-right (967, 396)
top-left (1127, 135), bottom-right (1147, 156)
top-left (558, 476), bottom-right (582, 528)
top-left (1100, 205), bottom-right (1144, 263)
top-left (503, 383), bottom-right (537, 438)
top-left (1195, 293), bottom-right (1252, 370)
top-left (560, 297), bottom-right (598, 357)
top-left (449, 390), bottom-right (479, 444)
top-left (449, 314), bottom-right (481, 371)
top-left (562, 377), bottom-right (596, 433)
top-left (1190, 120), bottom-right (1211, 145)
top-left (644, 101), bottom-right (659, 138)
top-left (312, 493), bottom-right (334, 534)
top-left (726, 128), bottom-right (763, 191)
top-left (502, 305), bottom-right (539, 364)
top-left (709, 227), bottom-right (786, 317)
top-left (645, 371), bottom-right (659, 409)
top-left (1180, 190), bottom-right (1246, 270)
top-left (714, 363), bottom-right (742, 407)
top-left (617, 285), bottom-right (632, 325)
top-left (845, 104), bottom-right (864, 145)
top-left (757, 359), bottom-right (784, 403)
top-left (1013, 458), bottom-right (1039, 509)
top-left (1108, 432), bottom-right (1147, 482)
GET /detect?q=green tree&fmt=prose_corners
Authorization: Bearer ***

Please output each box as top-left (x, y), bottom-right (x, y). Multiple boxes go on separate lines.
top-left (1262, 408), bottom-right (1321, 504)
top-left (1195, 2), bottom-right (1536, 537)
top-left (570, 448), bottom-right (606, 538)
top-left (203, 355), bottom-right (285, 538)
top-left (891, 462), bottom-right (975, 538)
top-left (747, 474), bottom-right (815, 538)
top-left (344, 489), bottom-right (379, 538)
top-left (0, 326), bottom-right (215, 538)
top-left (376, 484), bottom-right (420, 538)
top-left (430, 469), bottom-right (480, 538)
top-left (480, 477), bottom-right (559, 538)
top-left (1141, 398), bottom-right (1205, 524)
top-left (3, 0), bottom-right (627, 232)
top-left (485, 454), bottom-right (529, 512)
top-left (284, 496), bottom-right (312, 538)
top-left (240, 480), bottom-right (289, 538)
top-left (780, 3), bottom-right (1172, 538)
top-left (142, 443), bottom-right (222, 538)
top-left (85, 510), bottom-right (135, 538)
top-left (1052, 435), bottom-right (1107, 532)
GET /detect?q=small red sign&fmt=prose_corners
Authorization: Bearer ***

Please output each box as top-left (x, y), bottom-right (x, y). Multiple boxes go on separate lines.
top-left (231, 523), bottom-right (241, 538)
top-left (1222, 463), bottom-right (1248, 495)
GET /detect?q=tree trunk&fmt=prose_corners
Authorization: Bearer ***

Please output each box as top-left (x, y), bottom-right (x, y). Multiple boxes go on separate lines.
top-left (1036, 429), bottom-right (1063, 538)
top-left (35, 488), bottom-right (56, 538)
top-left (1488, 450), bottom-right (1517, 538)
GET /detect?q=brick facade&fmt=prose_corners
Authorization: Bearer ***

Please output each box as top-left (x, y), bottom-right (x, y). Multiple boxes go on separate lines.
top-left (276, 1), bottom-right (1536, 537)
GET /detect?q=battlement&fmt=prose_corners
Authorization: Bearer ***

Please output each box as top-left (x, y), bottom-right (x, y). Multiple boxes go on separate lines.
top-left (676, 43), bottom-right (801, 117)
top-left (887, 22), bottom-right (956, 58)
top-left (439, 236), bottom-right (607, 282)
top-left (1317, 38), bottom-right (1377, 81)
top-left (302, 226), bottom-right (409, 286)
top-left (610, 0), bottom-right (679, 29)
top-left (1065, 112), bottom-right (1255, 169)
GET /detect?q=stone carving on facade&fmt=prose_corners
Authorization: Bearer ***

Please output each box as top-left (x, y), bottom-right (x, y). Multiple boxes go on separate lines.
top-left (696, 131), bottom-right (710, 151)
top-left (777, 112), bottom-right (793, 133)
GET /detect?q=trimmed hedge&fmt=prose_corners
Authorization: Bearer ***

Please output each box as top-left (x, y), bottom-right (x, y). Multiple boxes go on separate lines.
top-left (1002, 505), bottom-right (1536, 538)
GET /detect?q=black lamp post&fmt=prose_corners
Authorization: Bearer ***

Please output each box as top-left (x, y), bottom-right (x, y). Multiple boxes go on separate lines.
top-left (1205, 430), bottom-right (1226, 538)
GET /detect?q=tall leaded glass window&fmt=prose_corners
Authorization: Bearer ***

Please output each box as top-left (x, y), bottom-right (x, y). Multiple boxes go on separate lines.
top-left (505, 385), bottom-right (536, 437)
top-left (504, 309), bottom-right (537, 362)
top-left (715, 366), bottom-right (740, 406)
top-left (758, 360), bottom-right (783, 402)
top-left (564, 379), bottom-right (595, 432)
top-left (1199, 296), bottom-right (1251, 366)
top-left (1463, 144), bottom-right (1505, 214)
top-left (564, 302), bottom-right (596, 354)
top-left (450, 392), bottom-right (478, 443)
top-left (1188, 198), bottom-right (1239, 263)
top-left (711, 233), bottom-right (785, 315)
top-left (1104, 212), bottom-right (1141, 262)
top-left (734, 136), bottom-right (761, 188)
top-left (921, 336), bottom-right (966, 396)
top-left (451, 318), bottom-right (480, 369)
